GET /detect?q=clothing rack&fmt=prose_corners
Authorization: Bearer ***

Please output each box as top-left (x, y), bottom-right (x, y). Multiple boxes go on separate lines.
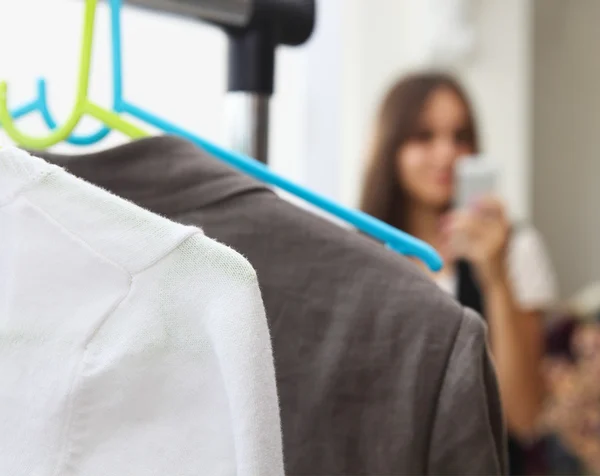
top-left (0, 0), bottom-right (442, 269)
top-left (121, 0), bottom-right (316, 164)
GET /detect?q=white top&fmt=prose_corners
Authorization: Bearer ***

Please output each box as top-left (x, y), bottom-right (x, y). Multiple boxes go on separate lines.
top-left (0, 147), bottom-right (284, 476)
top-left (435, 227), bottom-right (558, 311)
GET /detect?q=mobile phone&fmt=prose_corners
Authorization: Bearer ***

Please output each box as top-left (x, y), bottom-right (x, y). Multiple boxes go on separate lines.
top-left (455, 155), bottom-right (498, 209)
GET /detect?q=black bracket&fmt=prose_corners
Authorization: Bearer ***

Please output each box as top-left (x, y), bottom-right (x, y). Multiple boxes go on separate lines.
top-left (124, 0), bottom-right (316, 96)
top-left (226, 0), bottom-right (315, 95)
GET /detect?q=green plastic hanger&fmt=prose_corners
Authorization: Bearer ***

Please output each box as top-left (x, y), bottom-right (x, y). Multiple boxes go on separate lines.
top-left (0, 0), bottom-right (148, 150)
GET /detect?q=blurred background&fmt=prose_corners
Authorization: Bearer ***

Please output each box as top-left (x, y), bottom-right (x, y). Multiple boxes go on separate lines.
top-left (3, 0), bottom-right (600, 473)
top-left (3, 0), bottom-right (589, 299)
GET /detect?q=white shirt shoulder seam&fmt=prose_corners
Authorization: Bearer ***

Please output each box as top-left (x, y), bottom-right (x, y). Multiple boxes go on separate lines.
top-left (21, 193), bottom-right (199, 280)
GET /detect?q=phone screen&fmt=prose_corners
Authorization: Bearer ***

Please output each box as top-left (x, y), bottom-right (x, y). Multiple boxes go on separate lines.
top-left (455, 156), bottom-right (498, 209)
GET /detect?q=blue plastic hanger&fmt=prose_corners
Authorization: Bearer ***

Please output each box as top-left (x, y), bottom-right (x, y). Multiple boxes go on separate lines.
top-left (0, 0), bottom-right (147, 148)
top-left (0, 79), bottom-right (113, 145)
top-left (18, 0), bottom-right (443, 270)
top-left (37, 78), bottom-right (113, 145)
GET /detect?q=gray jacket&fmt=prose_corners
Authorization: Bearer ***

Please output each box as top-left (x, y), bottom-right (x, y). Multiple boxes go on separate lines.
top-left (37, 136), bottom-right (507, 475)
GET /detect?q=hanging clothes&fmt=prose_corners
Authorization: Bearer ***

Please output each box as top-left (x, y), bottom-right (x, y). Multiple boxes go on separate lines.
top-left (0, 146), bottom-right (283, 476)
top-left (458, 258), bottom-right (548, 476)
top-left (36, 136), bottom-right (508, 475)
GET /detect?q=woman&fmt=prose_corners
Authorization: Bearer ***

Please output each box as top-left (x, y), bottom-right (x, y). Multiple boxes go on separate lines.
top-left (360, 72), bottom-right (558, 474)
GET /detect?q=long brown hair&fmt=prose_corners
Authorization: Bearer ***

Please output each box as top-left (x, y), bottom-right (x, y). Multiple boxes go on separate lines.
top-left (359, 72), bottom-right (479, 230)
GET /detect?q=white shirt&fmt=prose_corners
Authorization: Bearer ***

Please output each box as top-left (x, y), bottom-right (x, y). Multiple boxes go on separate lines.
top-left (0, 147), bottom-right (284, 476)
top-left (434, 227), bottom-right (558, 311)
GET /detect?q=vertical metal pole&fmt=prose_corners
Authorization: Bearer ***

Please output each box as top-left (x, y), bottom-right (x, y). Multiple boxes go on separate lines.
top-left (226, 92), bottom-right (270, 164)
top-left (225, 24), bottom-right (275, 164)
top-left (223, 0), bottom-right (315, 164)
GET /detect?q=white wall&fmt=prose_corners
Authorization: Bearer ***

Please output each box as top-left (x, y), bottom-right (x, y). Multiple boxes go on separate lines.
top-left (533, 0), bottom-right (600, 298)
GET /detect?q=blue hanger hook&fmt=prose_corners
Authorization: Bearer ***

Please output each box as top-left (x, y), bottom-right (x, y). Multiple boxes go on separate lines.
top-left (0, 80), bottom-right (112, 146)
top-left (36, 78), bottom-right (113, 145)
top-left (0, 14), bottom-right (114, 145)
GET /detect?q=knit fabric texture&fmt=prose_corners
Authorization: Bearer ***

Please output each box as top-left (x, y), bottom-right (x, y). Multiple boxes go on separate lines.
top-left (0, 146), bottom-right (284, 476)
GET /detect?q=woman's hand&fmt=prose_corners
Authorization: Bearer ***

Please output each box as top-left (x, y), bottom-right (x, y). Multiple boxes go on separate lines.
top-left (443, 196), bottom-right (511, 288)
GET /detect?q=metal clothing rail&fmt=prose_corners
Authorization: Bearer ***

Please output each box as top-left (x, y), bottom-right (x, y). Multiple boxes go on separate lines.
top-left (123, 0), bottom-right (315, 164)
